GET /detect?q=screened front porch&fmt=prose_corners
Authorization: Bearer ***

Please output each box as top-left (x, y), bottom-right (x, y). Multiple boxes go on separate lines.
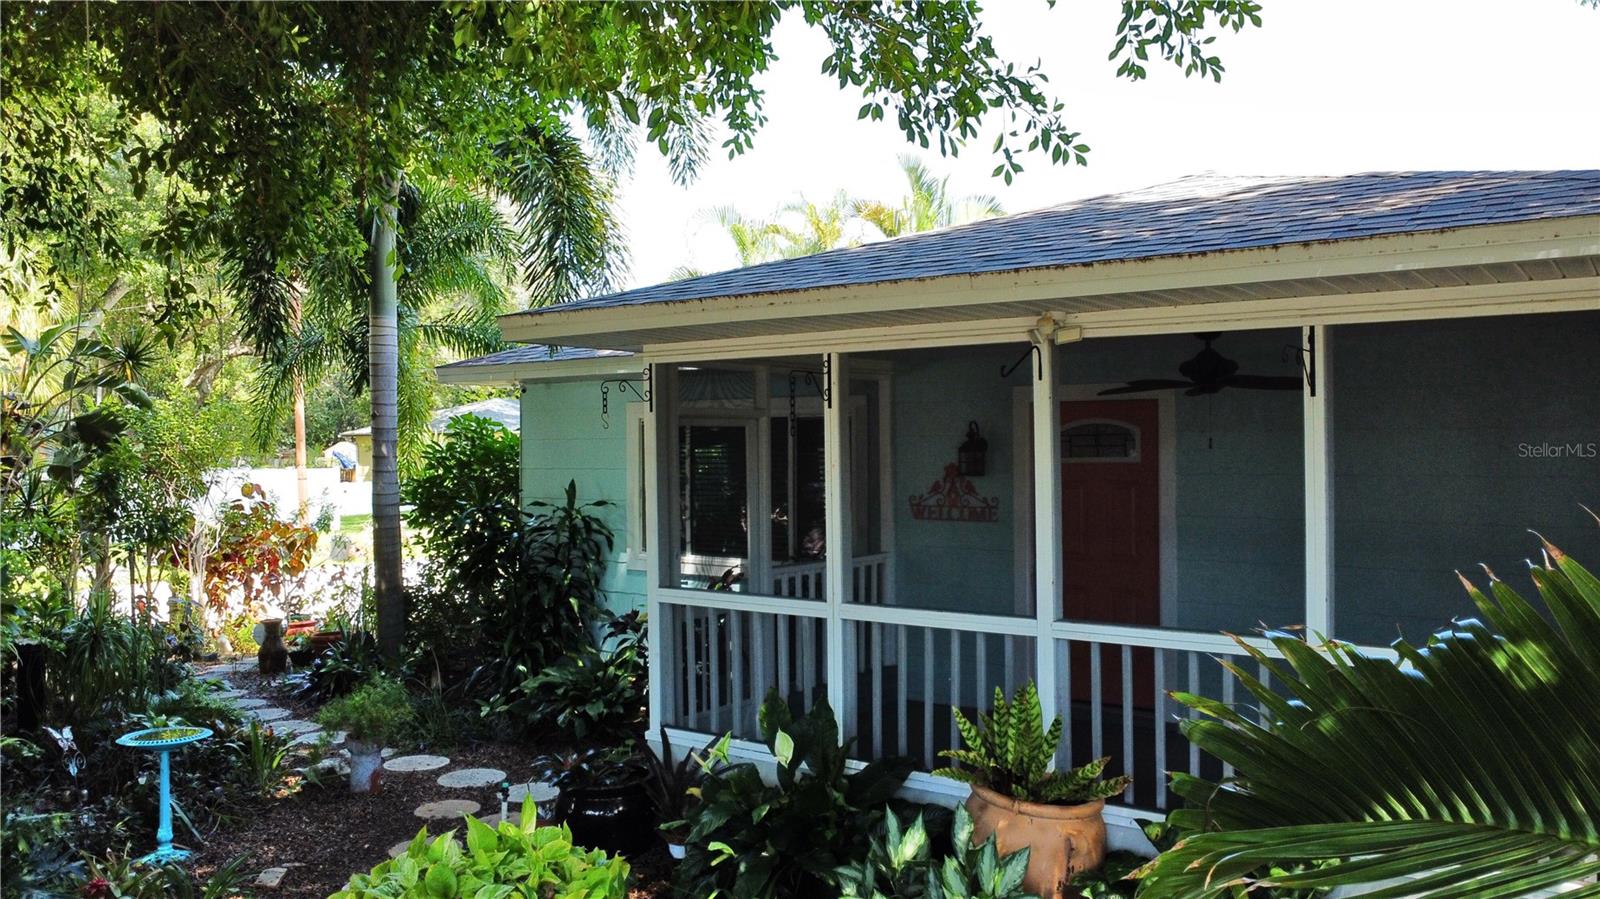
top-left (642, 310), bottom-right (1600, 816)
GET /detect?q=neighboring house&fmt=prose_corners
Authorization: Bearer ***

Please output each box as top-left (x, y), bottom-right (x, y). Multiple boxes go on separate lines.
top-left (439, 172), bottom-right (1600, 846)
top-left (338, 397), bottom-right (520, 480)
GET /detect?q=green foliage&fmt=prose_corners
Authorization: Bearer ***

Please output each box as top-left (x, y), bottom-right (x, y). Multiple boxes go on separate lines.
top-left (236, 720), bottom-right (292, 800)
top-left (2, 805), bottom-right (84, 899)
top-left (837, 804), bottom-right (1039, 899)
top-left (298, 630), bottom-right (383, 703)
top-left (74, 853), bottom-right (255, 899)
top-left (676, 690), bottom-right (915, 898)
top-left (517, 611), bottom-right (646, 742)
top-left (331, 801), bottom-right (628, 899)
top-left (403, 413), bottom-right (521, 588)
top-left (936, 683), bottom-right (1129, 806)
top-left (1132, 538), bottom-right (1600, 898)
top-left (642, 727), bottom-right (729, 839)
top-left (315, 675), bottom-right (415, 746)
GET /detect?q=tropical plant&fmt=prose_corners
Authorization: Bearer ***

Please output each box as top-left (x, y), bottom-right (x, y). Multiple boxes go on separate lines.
top-left (936, 682), bottom-right (1129, 805)
top-left (201, 483), bottom-right (318, 616)
top-left (332, 803), bottom-right (628, 899)
top-left (837, 804), bottom-right (1040, 899)
top-left (676, 690), bottom-right (915, 898)
top-left (236, 720), bottom-right (291, 800)
top-left (531, 745), bottom-right (647, 796)
top-left (75, 853), bottom-right (254, 899)
top-left (1132, 537), bottom-right (1600, 898)
top-left (461, 481), bottom-right (616, 720)
top-left (642, 726), bottom-right (729, 842)
top-left (298, 630), bottom-right (383, 703)
top-left (854, 155), bottom-right (1005, 239)
top-left (314, 676), bottom-right (414, 747)
top-left (518, 611), bottom-right (647, 742)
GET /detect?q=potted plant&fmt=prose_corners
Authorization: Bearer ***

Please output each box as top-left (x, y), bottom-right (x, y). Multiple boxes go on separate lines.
top-left (642, 726), bottom-right (728, 859)
top-left (533, 746), bottom-right (654, 857)
top-left (935, 682), bottom-right (1130, 898)
top-left (314, 675), bottom-right (414, 794)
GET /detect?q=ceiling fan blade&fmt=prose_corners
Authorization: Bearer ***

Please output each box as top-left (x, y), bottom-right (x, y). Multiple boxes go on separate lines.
top-left (1184, 383), bottom-right (1223, 397)
top-left (1097, 379), bottom-right (1193, 396)
top-left (1223, 374), bottom-right (1305, 391)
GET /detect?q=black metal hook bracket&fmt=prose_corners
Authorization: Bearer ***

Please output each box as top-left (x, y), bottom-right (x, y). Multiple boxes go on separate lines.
top-left (1001, 344), bottom-right (1043, 381)
top-left (1283, 329), bottom-right (1317, 397)
top-left (600, 367), bottom-right (652, 429)
top-left (787, 363), bottom-right (830, 425)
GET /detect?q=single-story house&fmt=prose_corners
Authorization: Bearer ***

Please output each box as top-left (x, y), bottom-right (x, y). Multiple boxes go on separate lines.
top-left (439, 171), bottom-right (1600, 846)
top-left (338, 397), bottom-right (520, 479)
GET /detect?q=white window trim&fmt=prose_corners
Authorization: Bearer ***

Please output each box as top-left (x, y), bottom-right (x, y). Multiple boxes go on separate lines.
top-left (624, 402), bottom-right (651, 571)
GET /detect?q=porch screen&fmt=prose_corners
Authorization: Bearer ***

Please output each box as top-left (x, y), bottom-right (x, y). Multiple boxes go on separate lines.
top-left (1329, 310), bottom-right (1600, 645)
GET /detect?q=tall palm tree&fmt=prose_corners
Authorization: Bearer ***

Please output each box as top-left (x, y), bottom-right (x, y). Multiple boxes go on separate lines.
top-left (775, 191), bottom-right (856, 258)
top-left (249, 177), bottom-right (519, 470)
top-left (853, 154), bottom-right (1004, 238)
top-left (235, 121), bottom-right (623, 658)
top-left (701, 206), bottom-right (786, 267)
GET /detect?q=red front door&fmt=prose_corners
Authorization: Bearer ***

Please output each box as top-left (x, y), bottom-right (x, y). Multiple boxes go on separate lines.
top-left (1060, 399), bottom-right (1161, 706)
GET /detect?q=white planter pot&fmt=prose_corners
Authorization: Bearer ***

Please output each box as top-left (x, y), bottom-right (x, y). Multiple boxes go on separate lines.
top-left (347, 739), bottom-right (384, 794)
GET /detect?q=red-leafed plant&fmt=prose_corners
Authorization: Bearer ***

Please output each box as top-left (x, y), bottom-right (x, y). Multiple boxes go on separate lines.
top-left (202, 483), bottom-right (317, 616)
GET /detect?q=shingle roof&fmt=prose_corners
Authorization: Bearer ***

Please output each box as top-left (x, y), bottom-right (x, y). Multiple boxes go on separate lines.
top-left (437, 345), bottom-right (633, 370)
top-left (514, 171), bottom-right (1600, 317)
top-left (340, 397), bottom-right (522, 436)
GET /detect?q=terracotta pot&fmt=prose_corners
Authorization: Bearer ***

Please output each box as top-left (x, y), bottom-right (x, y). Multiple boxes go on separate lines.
top-left (257, 619), bottom-right (289, 677)
top-left (309, 630), bottom-right (344, 651)
top-left (964, 784), bottom-right (1107, 898)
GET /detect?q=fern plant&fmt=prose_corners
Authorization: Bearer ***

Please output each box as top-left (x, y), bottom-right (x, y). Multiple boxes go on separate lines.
top-left (935, 682), bottom-right (1129, 805)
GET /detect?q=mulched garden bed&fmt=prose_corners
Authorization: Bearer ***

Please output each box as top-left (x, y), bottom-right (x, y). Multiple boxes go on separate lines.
top-left (187, 665), bottom-right (671, 897)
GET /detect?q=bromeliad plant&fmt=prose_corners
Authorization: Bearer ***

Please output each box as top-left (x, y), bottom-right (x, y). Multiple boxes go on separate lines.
top-left (936, 682), bottom-right (1129, 805)
top-left (1133, 536), bottom-right (1600, 898)
top-left (836, 804), bottom-right (1040, 899)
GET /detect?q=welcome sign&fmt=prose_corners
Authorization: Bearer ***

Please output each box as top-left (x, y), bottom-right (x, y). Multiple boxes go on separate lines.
top-left (909, 463), bottom-right (999, 523)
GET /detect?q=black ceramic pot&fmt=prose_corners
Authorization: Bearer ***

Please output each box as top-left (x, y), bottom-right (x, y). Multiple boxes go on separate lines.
top-left (557, 778), bottom-right (656, 857)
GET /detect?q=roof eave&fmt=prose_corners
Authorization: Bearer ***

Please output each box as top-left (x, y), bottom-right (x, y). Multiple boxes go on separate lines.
top-left (499, 217), bottom-right (1600, 349)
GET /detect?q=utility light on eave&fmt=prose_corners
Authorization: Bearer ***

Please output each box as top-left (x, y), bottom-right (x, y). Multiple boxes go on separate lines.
top-left (1052, 324), bottom-right (1084, 344)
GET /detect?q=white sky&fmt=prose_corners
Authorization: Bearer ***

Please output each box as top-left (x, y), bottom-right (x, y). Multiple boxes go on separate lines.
top-left (605, 0), bottom-right (1599, 289)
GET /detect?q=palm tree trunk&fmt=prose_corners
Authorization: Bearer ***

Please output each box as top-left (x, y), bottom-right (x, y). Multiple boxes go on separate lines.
top-left (367, 172), bottom-right (405, 661)
top-left (293, 374), bottom-right (308, 524)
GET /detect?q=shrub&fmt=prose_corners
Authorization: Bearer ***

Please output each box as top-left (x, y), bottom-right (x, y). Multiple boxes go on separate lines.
top-left (297, 630), bottom-right (382, 702)
top-left (676, 690), bottom-right (914, 898)
top-left (513, 611), bottom-right (646, 742)
top-left (936, 682), bottom-right (1129, 805)
top-left (331, 803), bottom-right (629, 899)
top-left (314, 676), bottom-right (414, 746)
top-left (837, 804), bottom-right (1040, 899)
top-left (643, 727), bottom-right (728, 842)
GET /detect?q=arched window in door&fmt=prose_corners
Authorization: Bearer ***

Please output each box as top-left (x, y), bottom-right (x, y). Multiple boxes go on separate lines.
top-left (1062, 420), bottom-right (1140, 461)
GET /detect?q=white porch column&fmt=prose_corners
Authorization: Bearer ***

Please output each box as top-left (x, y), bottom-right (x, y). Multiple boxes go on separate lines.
top-left (1030, 329), bottom-right (1062, 739)
top-left (646, 362), bottom-right (669, 736)
top-left (1302, 325), bottom-right (1335, 637)
top-left (822, 352), bottom-right (851, 722)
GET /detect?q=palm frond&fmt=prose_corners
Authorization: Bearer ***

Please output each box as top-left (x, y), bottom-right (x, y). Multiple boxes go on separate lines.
top-left (1134, 536), bottom-right (1600, 898)
top-left (496, 120), bottom-right (626, 306)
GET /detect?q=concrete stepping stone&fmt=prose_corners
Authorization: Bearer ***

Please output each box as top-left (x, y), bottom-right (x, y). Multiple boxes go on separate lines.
top-left (255, 867), bottom-right (288, 888)
top-left (385, 754), bottom-right (450, 773)
top-left (211, 689), bottom-right (244, 699)
top-left (291, 729), bottom-right (344, 748)
top-left (231, 697), bottom-right (269, 709)
top-left (437, 767), bottom-right (506, 789)
top-left (414, 799), bottom-right (480, 819)
top-left (308, 757), bottom-right (349, 777)
top-left (271, 719), bottom-right (321, 736)
top-left (506, 781), bottom-right (559, 804)
top-left (250, 707), bottom-right (291, 722)
top-left (387, 840), bottom-right (413, 859)
top-left (479, 809), bottom-right (524, 828)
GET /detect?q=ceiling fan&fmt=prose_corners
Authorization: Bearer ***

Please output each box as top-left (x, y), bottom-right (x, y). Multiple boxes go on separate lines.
top-left (1098, 332), bottom-right (1303, 397)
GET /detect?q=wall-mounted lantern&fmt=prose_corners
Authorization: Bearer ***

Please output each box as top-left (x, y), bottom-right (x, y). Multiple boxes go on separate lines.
top-left (958, 420), bottom-right (988, 477)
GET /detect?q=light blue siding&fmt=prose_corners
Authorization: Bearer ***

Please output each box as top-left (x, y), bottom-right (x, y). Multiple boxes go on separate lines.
top-left (519, 380), bottom-right (645, 615)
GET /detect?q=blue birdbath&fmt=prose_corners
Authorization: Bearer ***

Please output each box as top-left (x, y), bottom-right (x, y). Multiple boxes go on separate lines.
top-left (115, 725), bottom-right (213, 864)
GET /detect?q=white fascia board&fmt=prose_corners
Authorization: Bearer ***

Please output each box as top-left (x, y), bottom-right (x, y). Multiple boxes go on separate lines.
top-left (499, 218), bottom-right (1600, 345)
top-left (433, 356), bottom-right (643, 386)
